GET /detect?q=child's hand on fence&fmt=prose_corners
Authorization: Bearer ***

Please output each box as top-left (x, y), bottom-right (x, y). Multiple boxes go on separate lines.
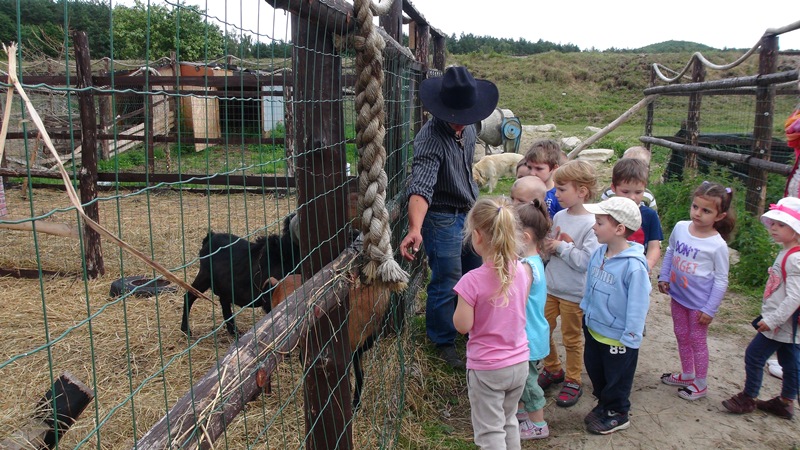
top-left (698, 312), bottom-right (713, 325)
top-left (657, 281), bottom-right (670, 295)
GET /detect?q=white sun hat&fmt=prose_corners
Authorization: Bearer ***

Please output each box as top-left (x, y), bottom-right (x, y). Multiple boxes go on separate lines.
top-left (761, 196), bottom-right (800, 234)
top-left (584, 196), bottom-right (642, 231)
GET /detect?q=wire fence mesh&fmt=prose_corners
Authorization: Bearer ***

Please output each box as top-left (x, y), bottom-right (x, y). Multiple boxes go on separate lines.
top-left (0, 1), bottom-right (799, 448)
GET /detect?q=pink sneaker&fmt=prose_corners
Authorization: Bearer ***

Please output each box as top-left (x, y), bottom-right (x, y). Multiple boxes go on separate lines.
top-left (677, 383), bottom-right (707, 401)
top-left (519, 419), bottom-right (549, 440)
top-left (660, 372), bottom-right (694, 387)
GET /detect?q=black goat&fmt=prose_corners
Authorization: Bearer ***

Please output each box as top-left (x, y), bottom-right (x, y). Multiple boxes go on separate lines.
top-left (181, 216), bottom-right (299, 338)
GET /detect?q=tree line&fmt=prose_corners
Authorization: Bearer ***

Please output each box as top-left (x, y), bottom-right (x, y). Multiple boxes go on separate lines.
top-left (0, 0), bottom-right (289, 61)
top-left (447, 33), bottom-right (581, 55)
top-left (1, 0), bottom-right (596, 62)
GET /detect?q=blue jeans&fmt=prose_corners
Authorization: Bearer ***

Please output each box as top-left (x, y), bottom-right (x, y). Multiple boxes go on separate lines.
top-left (421, 211), bottom-right (482, 347)
top-left (743, 332), bottom-right (799, 400)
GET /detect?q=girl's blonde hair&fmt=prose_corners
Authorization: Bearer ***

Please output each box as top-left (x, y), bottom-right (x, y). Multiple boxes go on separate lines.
top-left (464, 196), bottom-right (523, 306)
top-left (553, 160), bottom-right (598, 200)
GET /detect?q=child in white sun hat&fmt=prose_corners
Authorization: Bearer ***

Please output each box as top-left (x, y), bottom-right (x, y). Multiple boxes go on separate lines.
top-left (722, 196), bottom-right (800, 420)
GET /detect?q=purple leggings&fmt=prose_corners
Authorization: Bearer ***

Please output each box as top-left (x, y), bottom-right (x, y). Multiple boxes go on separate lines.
top-left (671, 299), bottom-right (709, 379)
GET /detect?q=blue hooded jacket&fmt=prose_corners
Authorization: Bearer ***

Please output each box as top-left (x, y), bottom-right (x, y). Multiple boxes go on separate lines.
top-left (580, 242), bottom-right (651, 349)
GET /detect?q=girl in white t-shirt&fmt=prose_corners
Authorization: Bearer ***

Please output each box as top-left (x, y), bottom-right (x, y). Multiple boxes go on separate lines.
top-left (453, 196), bottom-right (530, 450)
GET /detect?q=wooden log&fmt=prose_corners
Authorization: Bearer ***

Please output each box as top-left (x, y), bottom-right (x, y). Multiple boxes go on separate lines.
top-left (0, 217), bottom-right (80, 238)
top-left (135, 249), bottom-right (357, 449)
top-left (0, 371), bottom-right (94, 450)
top-left (640, 136), bottom-right (791, 175)
top-left (73, 31), bottom-right (105, 278)
top-left (643, 69), bottom-right (798, 95)
top-left (567, 94), bottom-right (659, 159)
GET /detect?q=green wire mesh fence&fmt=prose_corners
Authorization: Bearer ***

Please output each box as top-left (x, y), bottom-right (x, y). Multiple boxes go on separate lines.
top-left (0, 0), bottom-right (435, 448)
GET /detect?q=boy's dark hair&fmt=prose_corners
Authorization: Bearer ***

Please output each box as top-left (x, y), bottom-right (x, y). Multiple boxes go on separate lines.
top-left (611, 158), bottom-right (649, 187)
top-left (524, 139), bottom-right (563, 169)
top-left (605, 214), bottom-right (637, 238)
top-left (693, 181), bottom-right (736, 242)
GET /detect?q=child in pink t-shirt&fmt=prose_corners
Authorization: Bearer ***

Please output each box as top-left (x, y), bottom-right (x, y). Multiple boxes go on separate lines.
top-left (454, 196), bottom-right (530, 450)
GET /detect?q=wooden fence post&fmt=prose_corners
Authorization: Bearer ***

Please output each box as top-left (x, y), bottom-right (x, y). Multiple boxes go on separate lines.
top-left (292, 11), bottom-right (353, 450)
top-left (684, 56), bottom-right (705, 170)
top-left (432, 34), bottom-right (445, 72)
top-left (746, 35), bottom-right (778, 214)
top-left (644, 66), bottom-right (655, 152)
top-left (72, 30), bottom-right (105, 278)
top-left (381, 0), bottom-right (403, 199)
top-left (414, 23), bottom-right (429, 135)
top-left (0, 372), bottom-right (94, 450)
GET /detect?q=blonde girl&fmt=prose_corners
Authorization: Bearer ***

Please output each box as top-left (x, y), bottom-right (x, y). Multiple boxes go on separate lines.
top-left (540, 160), bottom-right (600, 408)
top-left (453, 196), bottom-right (530, 450)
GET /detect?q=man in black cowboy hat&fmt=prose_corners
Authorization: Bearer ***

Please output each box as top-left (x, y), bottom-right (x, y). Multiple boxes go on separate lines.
top-left (400, 66), bottom-right (499, 369)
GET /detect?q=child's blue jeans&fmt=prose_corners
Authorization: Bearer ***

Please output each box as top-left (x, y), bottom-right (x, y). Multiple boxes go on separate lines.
top-left (743, 332), bottom-right (799, 400)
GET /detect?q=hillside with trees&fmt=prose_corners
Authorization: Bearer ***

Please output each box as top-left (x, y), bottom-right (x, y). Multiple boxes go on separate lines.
top-left (1, 0), bottom-right (729, 61)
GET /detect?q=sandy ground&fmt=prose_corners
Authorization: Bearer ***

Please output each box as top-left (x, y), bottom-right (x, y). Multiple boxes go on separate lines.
top-left (514, 286), bottom-right (800, 449)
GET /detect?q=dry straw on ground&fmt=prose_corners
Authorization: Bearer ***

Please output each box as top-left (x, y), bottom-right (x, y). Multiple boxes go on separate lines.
top-left (0, 186), bottom-right (416, 448)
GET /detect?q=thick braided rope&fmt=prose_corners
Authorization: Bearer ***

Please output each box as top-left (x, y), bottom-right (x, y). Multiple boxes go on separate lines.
top-left (353, 0), bottom-right (408, 290)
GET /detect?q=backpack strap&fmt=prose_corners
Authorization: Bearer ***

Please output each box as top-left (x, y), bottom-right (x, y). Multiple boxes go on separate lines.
top-left (780, 245), bottom-right (800, 280)
top-left (783, 246), bottom-right (800, 334)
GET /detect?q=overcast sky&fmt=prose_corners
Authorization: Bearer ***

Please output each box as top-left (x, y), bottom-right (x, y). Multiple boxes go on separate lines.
top-left (157, 0), bottom-right (800, 52)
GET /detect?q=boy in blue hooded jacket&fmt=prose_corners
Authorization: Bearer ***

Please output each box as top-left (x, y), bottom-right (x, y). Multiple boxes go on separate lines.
top-left (580, 197), bottom-right (651, 435)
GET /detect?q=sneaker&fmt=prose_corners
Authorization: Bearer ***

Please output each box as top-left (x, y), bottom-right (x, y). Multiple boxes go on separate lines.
top-left (537, 368), bottom-right (565, 389)
top-left (660, 372), bottom-right (694, 387)
top-left (584, 404), bottom-right (605, 425)
top-left (586, 410), bottom-right (630, 435)
top-left (722, 392), bottom-right (756, 414)
top-left (766, 359), bottom-right (783, 380)
top-left (556, 381), bottom-right (582, 407)
top-left (677, 383), bottom-right (707, 401)
top-left (437, 345), bottom-right (465, 370)
top-left (519, 419), bottom-right (549, 440)
top-left (756, 396), bottom-right (795, 420)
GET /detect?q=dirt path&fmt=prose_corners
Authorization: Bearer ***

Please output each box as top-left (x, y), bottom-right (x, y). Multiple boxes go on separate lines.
top-left (518, 288), bottom-right (799, 449)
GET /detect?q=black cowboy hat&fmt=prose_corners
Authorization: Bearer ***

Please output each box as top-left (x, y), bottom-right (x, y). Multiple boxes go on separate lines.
top-left (419, 66), bottom-right (499, 126)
